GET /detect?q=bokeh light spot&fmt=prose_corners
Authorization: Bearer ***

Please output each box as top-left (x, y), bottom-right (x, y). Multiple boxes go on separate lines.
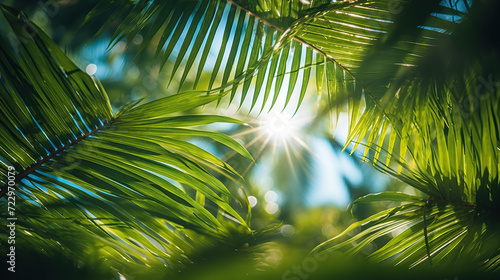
top-left (264, 190), bottom-right (278, 203)
top-left (281, 224), bottom-right (295, 237)
top-left (265, 202), bottom-right (279, 214)
top-left (85, 63), bottom-right (97, 75)
top-left (248, 196), bottom-right (258, 207)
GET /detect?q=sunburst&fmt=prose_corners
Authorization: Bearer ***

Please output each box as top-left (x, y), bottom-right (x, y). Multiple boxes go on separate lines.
top-left (223, 108), bottom-right (318, 179)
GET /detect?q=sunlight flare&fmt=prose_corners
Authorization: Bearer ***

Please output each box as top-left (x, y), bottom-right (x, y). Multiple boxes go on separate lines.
top-left (260, 112), bottom-right (300, 145)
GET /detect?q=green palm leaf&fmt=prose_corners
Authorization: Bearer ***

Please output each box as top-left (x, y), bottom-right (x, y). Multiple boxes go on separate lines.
top-left (79, 0), bottom-right (465, 135)
top-left (314, 192), bottom-right (500, 271)
top-left (80, 0), bottom-right (340, 112)
top-left (7, 0), bottom-right (500, 273)
top-left (0, 5), bottom-right (254, 272)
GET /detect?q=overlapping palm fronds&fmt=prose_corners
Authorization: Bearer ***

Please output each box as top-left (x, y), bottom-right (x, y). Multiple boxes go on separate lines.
top-left (0, 5), bottom-right (255, 274)
top-left (226, 0), bottom-right (500, 269)
top-left (81, 0), bottom-right (468, 153)
top-left (308, 0), bottom-right (500, 270)
top-left (80, 0), bottom-right (337, 112)
top-left (313, 155), bottom-right (500, 270)
top-left (314, 192), bottom-right (500, 270)
top-left (3, 0), bottom-right (499, 274)
top-left (241, 0), bottom-right (499, 270)
top-left (80, 0), bottom-right (500, 270)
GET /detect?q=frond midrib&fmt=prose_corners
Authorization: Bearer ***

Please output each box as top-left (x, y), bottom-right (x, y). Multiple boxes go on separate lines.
top-left (0, 117), bottom-right (118, 199)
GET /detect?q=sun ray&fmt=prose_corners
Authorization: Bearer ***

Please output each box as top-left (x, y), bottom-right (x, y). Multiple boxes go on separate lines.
top-left (224, 129), bottom-right (268, 162)
top-left (283, 139), bottom-right (298, 180)
top-left (241, 135), bottom-right (273, 177)
top-left (292, 134), bottom-right (321, 161)
top-left (222, 108), bottom-right (319, 182)
top-left (230, 126), bottom-right (262, 138)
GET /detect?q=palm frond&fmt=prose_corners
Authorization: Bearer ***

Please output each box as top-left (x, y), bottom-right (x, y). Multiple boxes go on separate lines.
top-left (257, 0), bottom-right (498, 209)
top-left (304, 2), bottom-right (500, 263)
top-left (79, 0), bottom-right (465, 127)
top-left (0, 5), bottom-right (254, 271)
top-left (15, 0), bottom-right (500, 272)
top-left (314, 192), bottom-right (500, 271)
top-left (80, 0), bottom-right (343, 112)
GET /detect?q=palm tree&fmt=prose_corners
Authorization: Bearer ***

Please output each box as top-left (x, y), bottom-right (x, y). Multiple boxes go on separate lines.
top-left (1, 0), bottom-right (499, 278)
